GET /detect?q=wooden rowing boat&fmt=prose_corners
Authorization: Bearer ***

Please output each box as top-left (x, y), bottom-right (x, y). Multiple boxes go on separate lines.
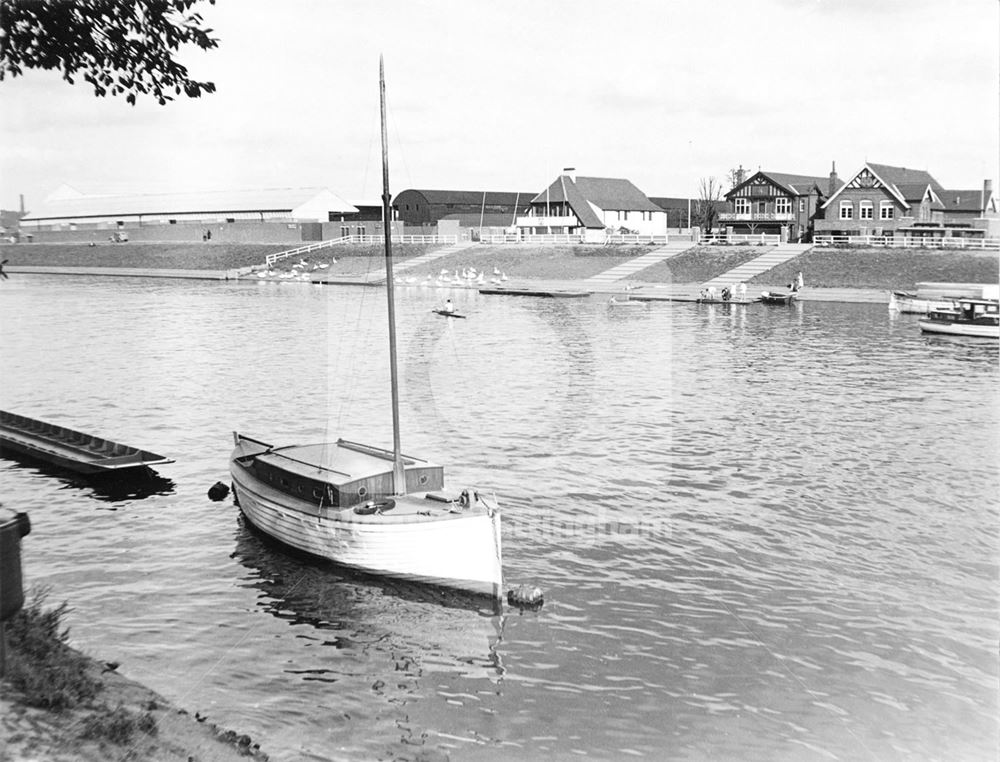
top-left (758, 290), bottom-right (797, 305)
top-left (0, 410), bottom-right (174, 475)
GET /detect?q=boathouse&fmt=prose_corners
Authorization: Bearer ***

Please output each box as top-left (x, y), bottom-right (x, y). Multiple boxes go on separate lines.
top-left (18, 185), bottom-right (360, 243)
top-left (719, 168), bottom-right (834, 242)
top-left (814, 163), bottom-right (1000, 242)
top-left (392, 189), bottom-right (534, 228)
top-left (516, 171), bottom-right (667, 242)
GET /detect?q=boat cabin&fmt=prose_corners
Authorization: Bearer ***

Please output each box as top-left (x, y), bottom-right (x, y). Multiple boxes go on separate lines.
top-left (927, 298), bottom-right (1000, 325)
top-left (239, 438), bottom-right (444, 507)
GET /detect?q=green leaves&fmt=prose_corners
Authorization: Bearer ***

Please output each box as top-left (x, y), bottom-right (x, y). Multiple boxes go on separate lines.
top-left (0, 0), bottom-right (218, 105)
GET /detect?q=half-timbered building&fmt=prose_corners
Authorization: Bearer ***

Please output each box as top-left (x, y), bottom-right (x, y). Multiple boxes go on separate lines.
top-left (720, 169), bottom-right (833, 242)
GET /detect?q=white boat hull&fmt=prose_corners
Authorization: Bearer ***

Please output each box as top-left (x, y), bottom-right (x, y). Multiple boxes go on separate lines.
top-left (230, 465), bottom-right (503, 599)
top-left (918, 319), bottom-right (1000, 338)
top-left (888, 292), bottom-right (953, 314)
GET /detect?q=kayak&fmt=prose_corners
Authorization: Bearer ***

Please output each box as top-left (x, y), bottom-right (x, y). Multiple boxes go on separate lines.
top-left (432, 309), bottom-right (466, 319)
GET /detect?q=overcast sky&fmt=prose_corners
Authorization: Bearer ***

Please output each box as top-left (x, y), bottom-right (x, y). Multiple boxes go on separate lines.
top-left (2, 0), bottom-right (998, 211)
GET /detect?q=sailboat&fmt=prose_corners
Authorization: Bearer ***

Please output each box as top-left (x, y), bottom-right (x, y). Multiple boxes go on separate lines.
top-left (229, 58), bottom-right (503, 600)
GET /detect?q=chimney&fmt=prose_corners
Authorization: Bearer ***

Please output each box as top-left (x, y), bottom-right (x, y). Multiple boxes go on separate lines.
top-left (828, 161), bottom-right (839, 197)
top-left (736, 164), bottom-right (746, 186)
top-left (20, 194), bottom-right (25, 215)
top-left (983, 179), bottom-right (993, 213)
top-left (563, 167), bottom-right (576, 182)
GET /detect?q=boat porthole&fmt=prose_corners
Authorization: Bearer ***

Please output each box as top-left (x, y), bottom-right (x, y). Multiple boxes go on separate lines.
top-left (419, 475), bottom-right (428, 485)
top-left (358, 486), bottom-right (368, 497)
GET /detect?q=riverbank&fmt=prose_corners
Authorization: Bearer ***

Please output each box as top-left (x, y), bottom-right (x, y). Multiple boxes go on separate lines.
top-left (3, 241), bottom-right (997, 290)
top-left (1, 592), bottom-right (268, 761)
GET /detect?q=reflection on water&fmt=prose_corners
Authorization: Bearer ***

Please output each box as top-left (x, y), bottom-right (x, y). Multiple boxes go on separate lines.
top-left (0, 456), bottom-right (175, 504)
top-left (0, 276), bottom-right (996, 761)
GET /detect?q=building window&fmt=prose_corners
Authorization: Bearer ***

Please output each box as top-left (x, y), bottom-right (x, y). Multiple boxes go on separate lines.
top-left (734, 198), bottom-right (750, 215)
top-left (799, 199), bottom-right (805, 213)
top-left (860, 201), bottom-right (873, 220)
top-left (880, 202), bottom-right (894, 220)
top-left (775, 198), bottom-right (791, 215)
top-left (839, 201), bottom-right (853, 220)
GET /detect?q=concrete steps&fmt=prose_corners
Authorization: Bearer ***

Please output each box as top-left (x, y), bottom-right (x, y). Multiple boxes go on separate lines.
top-left (365, 241), bottom-right (478, 284)
top-left (584, 242), bottom-right (695, 285)
top-left (700, 243), bottom-right (813, 288)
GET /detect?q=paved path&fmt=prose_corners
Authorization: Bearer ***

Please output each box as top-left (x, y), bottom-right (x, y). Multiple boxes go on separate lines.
top-left (699, 243), bottom-right (813, 290)
top-left (583, 241), bottom-right (695, 285)
top-left (360, 241), bottom-right (479, 284)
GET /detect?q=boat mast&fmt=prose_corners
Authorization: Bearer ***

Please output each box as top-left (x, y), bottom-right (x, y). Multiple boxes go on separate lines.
top-left (380, 56), bottom-right (406, 496)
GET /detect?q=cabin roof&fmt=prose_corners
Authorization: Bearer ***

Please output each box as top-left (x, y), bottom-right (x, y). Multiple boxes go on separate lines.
top-left (257, 440), bottom-right (439, 484)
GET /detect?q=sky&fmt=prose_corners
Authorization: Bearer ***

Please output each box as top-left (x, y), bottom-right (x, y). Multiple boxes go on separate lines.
top-left (2, 0), bottom-right (999, 211)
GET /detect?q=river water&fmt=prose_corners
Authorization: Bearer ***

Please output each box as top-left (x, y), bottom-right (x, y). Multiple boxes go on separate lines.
top-left (0, 275), bottom-right (996, 761)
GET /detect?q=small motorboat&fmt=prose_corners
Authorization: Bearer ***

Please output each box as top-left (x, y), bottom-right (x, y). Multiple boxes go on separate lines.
top-left (918, 298), bottom-right (999, 338)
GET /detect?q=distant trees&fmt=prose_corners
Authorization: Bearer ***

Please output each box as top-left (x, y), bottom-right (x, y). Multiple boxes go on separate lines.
top-left (0, 0), bottom-right (219, 105)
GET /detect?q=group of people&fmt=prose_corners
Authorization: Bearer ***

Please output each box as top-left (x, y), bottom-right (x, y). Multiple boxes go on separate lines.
top-left (700, 282), bottom-right (748, 302)
top-left (699, 272), bottom-right (804, 302)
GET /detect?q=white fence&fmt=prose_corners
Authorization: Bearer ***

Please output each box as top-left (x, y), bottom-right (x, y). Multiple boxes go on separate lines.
top-left (265, 234), bottom-right (458, 266)
top-left (700, 233), bottom-right (782, 245)
top-left (814, 234), bottom-right (1000, 251)
top-left (476, 233), bottom-right (682, 246)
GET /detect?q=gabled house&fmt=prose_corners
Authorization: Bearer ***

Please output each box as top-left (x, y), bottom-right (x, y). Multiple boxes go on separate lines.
top-left (815, 162), bottom-right (998, 240)
top-left (720, 168), bottom-right (834, 242)
top-left (516, 171), bottom-right (667, 242)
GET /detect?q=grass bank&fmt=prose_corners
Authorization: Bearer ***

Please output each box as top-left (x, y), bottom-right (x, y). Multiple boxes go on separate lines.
top-left (3, 241), bottom-right (997, 289)
top-left (1, 588), bottom-right (267, 761)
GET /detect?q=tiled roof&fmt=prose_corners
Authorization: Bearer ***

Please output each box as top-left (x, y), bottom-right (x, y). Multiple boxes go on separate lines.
top-left (867, 163), bottom-right (945, 194)
top-left (936, 190), bottom-right (985, 212)
top-left (531, 175), bottom-right (661, 228)
top-left (23, 187), bottom-right (356, 221)
top-left (763, 172), bottom-right (829, 196)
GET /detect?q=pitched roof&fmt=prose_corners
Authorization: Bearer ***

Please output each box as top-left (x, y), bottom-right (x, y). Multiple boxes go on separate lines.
top-left (22, 187), bottom-right (357, 221)
top-left (822, 163), bottom-right (946, 209)
top-left (936, 189), bottom-right (986, 212)
top-left (867, 163), bottom-right (944, 194)
top-left (530, 175), bottom-right (661, 229)
top-left (763, 172), bottom-right (829, 196)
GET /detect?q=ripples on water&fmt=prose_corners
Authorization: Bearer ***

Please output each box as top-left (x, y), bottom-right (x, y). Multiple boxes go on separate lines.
top-left (1, 276), bottom-right (997, 761)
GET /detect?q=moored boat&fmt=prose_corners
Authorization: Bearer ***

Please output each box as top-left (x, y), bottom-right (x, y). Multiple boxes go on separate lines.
top-left (889, 283), bottom-right (999, 313)
top-left (0, 409), bottom-right (174, 475)
top-left (918, 298), bottom-right (999, 338)
top-left (758, 290), bottom-right (796, 305)
top-left (229, 59), bottom-right (503, 601)
top-left (230, 436), bottom-right (502, 598)
top-left (888, 291), bottom-right (956, 314)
